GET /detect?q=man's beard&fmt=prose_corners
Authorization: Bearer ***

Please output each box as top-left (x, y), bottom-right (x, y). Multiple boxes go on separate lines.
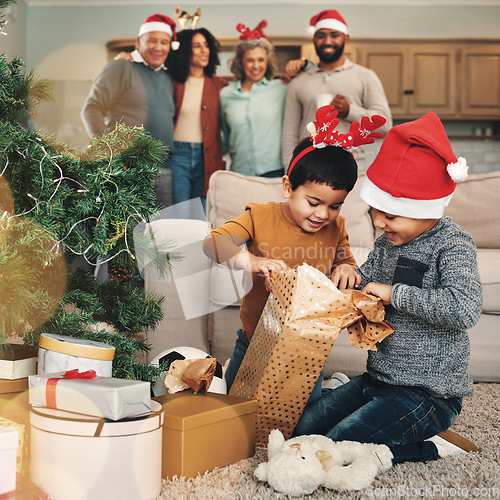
top-left (315, 42), bottom-right (345, 64)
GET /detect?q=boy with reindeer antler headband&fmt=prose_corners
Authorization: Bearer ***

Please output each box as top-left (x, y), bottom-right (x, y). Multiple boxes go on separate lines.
top-left (203, 105), bottom-right (386, 399)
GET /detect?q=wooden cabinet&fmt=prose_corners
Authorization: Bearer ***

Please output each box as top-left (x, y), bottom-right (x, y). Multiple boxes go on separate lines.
top-left (360, 43), bottom-right (457, 118)
top-left (299, 38), bottom-right (500, 120)
top-left (459, 44), bottom-right (500, 117)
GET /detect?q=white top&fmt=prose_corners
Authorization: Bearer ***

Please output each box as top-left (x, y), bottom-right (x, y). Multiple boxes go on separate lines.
top-left (174, 76), bottom-right (204, 143)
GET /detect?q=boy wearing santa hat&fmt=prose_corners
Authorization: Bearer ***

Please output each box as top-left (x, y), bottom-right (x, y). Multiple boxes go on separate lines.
top-left (294, 112), bottom-right (482, 464)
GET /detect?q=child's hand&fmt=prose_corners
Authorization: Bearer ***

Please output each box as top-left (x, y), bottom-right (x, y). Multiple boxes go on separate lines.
top-left (252, 255), bottom-right (288, 293)
top-left (331, 264), bottom-right (361, 290)
top-left (362, 282), bottom-right (393, 305)
top-left (232, 251), bottom-right (287, 290)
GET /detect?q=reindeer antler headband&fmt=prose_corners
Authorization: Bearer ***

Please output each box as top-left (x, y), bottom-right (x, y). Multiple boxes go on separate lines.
top-left (174, 5), bottom-right (201, 31)
top-left (236, 20), bottom-right (268, 40)
top-left (287, 105), bottom-right (386, 175)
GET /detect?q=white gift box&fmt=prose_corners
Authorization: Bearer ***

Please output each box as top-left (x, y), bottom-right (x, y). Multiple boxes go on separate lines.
top-left (38, 333), bottom-right (115, 377)
top-left (0, 344), bottom-right (37, 380)
top-left (30, 401), bottom-right (163, 500)
top-left (29, 372), bottom-right (151, 421)
top-left (0, 424), bottom-right (18, 495)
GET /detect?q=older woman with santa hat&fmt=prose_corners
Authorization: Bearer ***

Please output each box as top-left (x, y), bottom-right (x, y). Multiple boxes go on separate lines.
top-left (219, 21), bottom-right (287, 178)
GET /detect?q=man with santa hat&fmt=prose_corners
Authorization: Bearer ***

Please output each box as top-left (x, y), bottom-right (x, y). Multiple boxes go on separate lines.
top-left (282, 9), bottom-right (393, 171)
top-left (81, 14), bottom-right (178, 207)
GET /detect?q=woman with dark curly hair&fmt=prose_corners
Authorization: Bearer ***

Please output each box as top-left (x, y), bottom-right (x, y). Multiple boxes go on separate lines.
top-left (167, 28), bottom-right (228, 211)
top-left (219, 22), bottom-right (287, 178)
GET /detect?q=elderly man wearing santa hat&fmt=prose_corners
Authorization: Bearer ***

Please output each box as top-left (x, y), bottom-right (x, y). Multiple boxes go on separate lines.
top-left (81, 14), bottom-right (178, 207)
top-left (282, 9), bottom-right (393, 172)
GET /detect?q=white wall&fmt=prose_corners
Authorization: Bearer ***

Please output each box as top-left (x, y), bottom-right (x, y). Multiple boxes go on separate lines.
top-left (3, 1), bottom-right (500, 150)
top-left (0, 0), bottom-right (27, 61)
top-left (23, 3), bottom-right (500, 76)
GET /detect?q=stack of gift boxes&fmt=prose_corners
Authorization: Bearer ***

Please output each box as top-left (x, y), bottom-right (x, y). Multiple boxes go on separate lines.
top-left (1, 265), bottom-right (392, 498)
top-left (0, 333), bottom-right (258, 499)
top-left (28, 333), bottom-right (163, 500)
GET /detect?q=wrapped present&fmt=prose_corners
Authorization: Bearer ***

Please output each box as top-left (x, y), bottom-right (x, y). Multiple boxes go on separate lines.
top-left (0, 378), bottom-right (30, 430)
top-left (0, 378), bottom-right (30, 480)
top-left (0, 344), bottom-right (37, 380)
top-left (38, 333), bottom-right (115, 377)
top-left (30, 401), bottom-right (163, 500)
top-left (229, 264), bottom-right (393, 446)
top-left (29, 370), bottom-right (151, 420)
top-left (154, 392), bottom-right (257, 479)
top-left (0, 423), bottom-right (19, 495)
top-left (0, 417), bottom-right (26, 478)
top-left (0, 377), bottom-right (29, 400)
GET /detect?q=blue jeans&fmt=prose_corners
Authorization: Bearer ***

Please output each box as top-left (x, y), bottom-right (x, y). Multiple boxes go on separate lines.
top-left (171, 141), bottom-right (205, 212)
top-left (224, 329), bottom-right (324, 406)
top-left (293, 373), bottom-right (462, 464)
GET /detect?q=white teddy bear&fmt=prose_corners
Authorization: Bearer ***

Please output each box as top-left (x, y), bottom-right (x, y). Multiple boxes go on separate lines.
top-left (254, 429), bottom-right (393, 496)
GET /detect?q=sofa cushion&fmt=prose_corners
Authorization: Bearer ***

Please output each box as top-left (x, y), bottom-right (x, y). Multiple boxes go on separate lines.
top-left (143, 219), bottom-right (213, 361)
top-left (341, 174), bottom-right (376, 255)
top-left (477, 249), bottom-right (500, 314)
top-left (444, 171), bottom-right (500, 249)
top-left (206, 171), bottom-right (283, 229)
top-left (466, 312), bottom-right (500, 382)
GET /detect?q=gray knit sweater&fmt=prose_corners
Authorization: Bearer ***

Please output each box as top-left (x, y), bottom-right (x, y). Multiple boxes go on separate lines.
top-left (357, 217), bottom-right (482, 398)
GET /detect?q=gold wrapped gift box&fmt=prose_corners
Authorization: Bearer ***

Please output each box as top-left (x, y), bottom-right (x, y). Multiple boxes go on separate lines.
top-left (230, 264), bottom-right (394, 446)
top-left (154, 392), bottom-right (257, 479)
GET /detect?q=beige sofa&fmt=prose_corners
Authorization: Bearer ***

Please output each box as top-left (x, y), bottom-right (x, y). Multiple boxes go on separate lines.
top-left (144, 170), bottom-right (500, 383)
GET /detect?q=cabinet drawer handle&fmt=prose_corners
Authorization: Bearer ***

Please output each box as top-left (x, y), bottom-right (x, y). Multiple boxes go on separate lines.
top-left (404, 89), bottom-right (414, 95)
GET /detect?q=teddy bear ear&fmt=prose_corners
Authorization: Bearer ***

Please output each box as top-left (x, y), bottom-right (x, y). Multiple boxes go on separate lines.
top-left (268, 429), bottom-right (285, 459)
top-left (316, 449), bottom-right (335, 471)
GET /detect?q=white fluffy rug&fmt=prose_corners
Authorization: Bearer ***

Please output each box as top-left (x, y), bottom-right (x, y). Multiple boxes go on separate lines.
top-left (158, 383), bottom-right (500, 499)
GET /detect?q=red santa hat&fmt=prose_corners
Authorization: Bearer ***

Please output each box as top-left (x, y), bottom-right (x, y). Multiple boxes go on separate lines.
top-left (138, 14), bottom-right (179, 50)
top-left (308, 10), bottom-right (348, 35)
top-left (360, 112), bottom-right (468, 219)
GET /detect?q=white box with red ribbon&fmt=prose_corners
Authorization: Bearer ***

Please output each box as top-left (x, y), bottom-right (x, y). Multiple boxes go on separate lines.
top-left (28, 370), bottom-right (151, 421)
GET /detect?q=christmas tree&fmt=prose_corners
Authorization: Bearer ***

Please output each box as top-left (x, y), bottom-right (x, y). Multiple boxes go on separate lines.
top-left (0, 0), bottom-right (173, 382)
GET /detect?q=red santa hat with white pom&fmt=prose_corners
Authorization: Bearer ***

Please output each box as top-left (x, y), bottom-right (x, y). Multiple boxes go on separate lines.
top-left (138, 14), bottom-right (179, 50)
top-left (360, 112), bottom-right (468, 219)
top-left (308, 10), bottom-right (349, 35)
